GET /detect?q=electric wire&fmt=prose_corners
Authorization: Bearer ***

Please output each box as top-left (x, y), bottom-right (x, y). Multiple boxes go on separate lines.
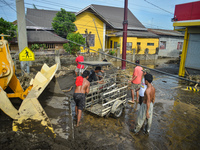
top-left (6, 0), bottom-right (173, 30)
top-left (2, 0), bottom-right (200, 84)
top-left (2, 1), bottom-right (200, 44)
top-left (144, 0), bottom-right (174, 15)
top-left (63, 38), bottom-right (200, 84)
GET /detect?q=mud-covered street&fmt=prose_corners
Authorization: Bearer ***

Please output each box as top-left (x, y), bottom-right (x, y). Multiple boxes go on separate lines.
top-left (61, 59), bottom-right (200, 150)
top-left (0, 59), bottom-right (200, 150)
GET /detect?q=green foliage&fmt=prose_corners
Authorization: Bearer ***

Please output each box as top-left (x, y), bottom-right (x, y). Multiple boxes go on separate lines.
top-left (52, 8), bottom-right (76, 38)
top-left (31, 44), bottom-right (39, 51)
top-left (109, 50), bottom-right (116, 55)
top-left (31, 44), bottom-right (47, 51)
top-left (0, 17), bottom-right (16, 40)
top-left (63, 32), bottom-right (85, 54)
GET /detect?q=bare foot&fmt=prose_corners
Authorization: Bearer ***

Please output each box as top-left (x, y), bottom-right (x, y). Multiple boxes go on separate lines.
top-left (75, 122), bottom-right (82, 127)
top-left (128, 100), bottom-right (135, 104)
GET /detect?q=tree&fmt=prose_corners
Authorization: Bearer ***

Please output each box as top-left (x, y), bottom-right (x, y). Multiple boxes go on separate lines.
top-left (63, 33), bottom-right (85, 54)
top-left (52, 8), bottom-right (76, 38)
top-left (0, 17), bottom-right (16, 40)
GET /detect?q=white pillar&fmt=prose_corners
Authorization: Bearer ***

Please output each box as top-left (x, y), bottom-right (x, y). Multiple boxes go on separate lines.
top-left (16, 0), bottom-right (29, 73)
top-left (103, 23), bottom-right (106, 52)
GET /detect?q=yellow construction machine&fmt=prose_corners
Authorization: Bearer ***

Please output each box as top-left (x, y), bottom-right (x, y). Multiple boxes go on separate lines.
top-left (0, 35), bottom-right (58, 137)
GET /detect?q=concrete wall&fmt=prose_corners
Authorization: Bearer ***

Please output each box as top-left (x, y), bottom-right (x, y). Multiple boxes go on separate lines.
top-left (158, 37), bottom-right (183, 57)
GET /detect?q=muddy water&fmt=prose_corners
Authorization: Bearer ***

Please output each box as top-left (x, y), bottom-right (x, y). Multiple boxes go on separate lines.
top-left (71, 59), bottom-right (200, 149)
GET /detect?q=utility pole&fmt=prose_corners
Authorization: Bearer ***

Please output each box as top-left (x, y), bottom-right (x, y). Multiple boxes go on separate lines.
top-left (122, 0), bottom-right (128, 70)
top-left (16, 0), bottom-right (29, 73)
top-left (93, 18), bottom-right (103, 49)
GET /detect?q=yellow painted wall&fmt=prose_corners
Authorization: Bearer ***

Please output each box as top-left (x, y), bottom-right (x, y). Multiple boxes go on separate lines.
top-left (108, 37), bottom-right (120, 49)
top-left (75, 11), bottom-right (104, 53)
top-left (136, 38), bottom-right (159, 54)
top-left (107, 37), bottom-right (159, 54)
top-left (75, 11), bottom-right (159, 54)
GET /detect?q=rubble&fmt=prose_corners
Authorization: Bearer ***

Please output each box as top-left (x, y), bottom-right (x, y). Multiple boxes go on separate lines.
top-left (18, 71), bottom-right (35, 90)
top-left (55, 65), bottom-right (76, 78)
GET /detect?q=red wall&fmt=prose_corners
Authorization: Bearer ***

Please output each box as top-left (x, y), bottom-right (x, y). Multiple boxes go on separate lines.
top-left (174, 1), bottom-right (200, 21)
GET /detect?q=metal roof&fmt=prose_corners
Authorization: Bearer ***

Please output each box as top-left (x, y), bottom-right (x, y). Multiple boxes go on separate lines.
top-left (26, 8), bottom-right (75, 28)
top-left (107, 30), bottom-right (158, 38)
top-left (27, 31), bottom-right (68, 43)
top-left (76, 4), bottom-right (147, 31)
top-left (148, 29), bottom-right (184, 37)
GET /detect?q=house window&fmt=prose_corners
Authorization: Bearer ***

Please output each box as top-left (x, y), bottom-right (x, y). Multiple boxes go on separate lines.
top-left (159, 41), bottom-right (166, 49)
top-left (137, 42), bottom-right (141, 45)
top-left (126, 42), bottom-right (132, 50)
top-left (110, 40), bottom-right (113, 48)
top-left (114, 42), bottom-right (118, 49)
top-left (46, 44), bottom-right (55, 49)
top-left (82, 34), bottom-right (95, 47)
top-left (177, 42), bottom-right (183, 50)
top-left (147, 43), bottom-right (154, 46)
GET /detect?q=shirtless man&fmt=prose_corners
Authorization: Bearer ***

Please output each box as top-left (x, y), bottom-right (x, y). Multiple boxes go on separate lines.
top-left (73, 70), bottom-right (90, 126)
top-left (134, 73), bottom-right (155, 135)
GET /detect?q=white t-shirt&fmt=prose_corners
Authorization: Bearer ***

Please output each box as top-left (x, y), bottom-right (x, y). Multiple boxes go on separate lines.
top-left (139, 78), bottom-right (147, 97)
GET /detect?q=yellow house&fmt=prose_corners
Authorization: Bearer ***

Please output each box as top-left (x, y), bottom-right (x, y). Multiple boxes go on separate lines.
top-left (75, 4), bottom-right (159, 54)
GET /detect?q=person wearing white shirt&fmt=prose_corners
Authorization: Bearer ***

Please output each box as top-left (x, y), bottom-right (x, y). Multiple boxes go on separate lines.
top-left (138, 69), bottom-right (150, 105)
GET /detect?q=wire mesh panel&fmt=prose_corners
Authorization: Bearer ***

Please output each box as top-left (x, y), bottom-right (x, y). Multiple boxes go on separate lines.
top-left (85, 73), bottom-right (128, 117)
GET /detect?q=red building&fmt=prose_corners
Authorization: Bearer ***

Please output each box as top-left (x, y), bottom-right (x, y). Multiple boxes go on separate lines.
top-left (173, 1), bottom-right (200, 76)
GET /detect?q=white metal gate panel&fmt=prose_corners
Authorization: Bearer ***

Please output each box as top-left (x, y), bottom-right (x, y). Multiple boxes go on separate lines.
top-left (185, 34), bottom-right (200, 70)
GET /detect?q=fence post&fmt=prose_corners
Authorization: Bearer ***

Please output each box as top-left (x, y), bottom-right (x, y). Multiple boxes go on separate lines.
top-left (117, 47), bottom-right (120, 61)
top-left (55, 49), bottom-right (61, 70)
top-left (132, 48), bottom-right (136, 61)
top-left (145, 48), bottom-right (149, 61)
top-left (154, 48), bottom-right (158, 63)
top-left (98, 49), bottom-right (103, 61)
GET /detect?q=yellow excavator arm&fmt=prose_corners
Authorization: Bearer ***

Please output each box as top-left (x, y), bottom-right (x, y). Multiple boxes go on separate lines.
top-left (0, 34), bottom-right (57, 138)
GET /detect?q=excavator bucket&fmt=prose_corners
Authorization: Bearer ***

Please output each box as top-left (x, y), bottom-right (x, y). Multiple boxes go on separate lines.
top-left (0, 86), bottom-right (18, 119)
top-left (13, 63), bottom-right (58, 138)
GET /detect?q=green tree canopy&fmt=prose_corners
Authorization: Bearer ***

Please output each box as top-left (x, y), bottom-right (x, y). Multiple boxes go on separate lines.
top-left (63, 32), bottom-right (85, 55)
top-left (0, 17), bottom-right (16, 40)
top-left (52, 8), bottom-right (76, 38)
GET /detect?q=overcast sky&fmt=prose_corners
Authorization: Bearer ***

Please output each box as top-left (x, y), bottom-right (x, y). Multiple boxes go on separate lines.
top-left (0, 0), bottom-right (197, 30)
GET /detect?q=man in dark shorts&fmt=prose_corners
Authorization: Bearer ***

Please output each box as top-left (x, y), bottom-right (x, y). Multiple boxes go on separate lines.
top-left (73, 70), bottom-right (90, 126)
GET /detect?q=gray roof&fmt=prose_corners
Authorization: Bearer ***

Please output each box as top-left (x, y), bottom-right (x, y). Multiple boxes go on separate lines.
top-left (107, 30), bottom-right (158, 38)
top-left (27, 31), bottom-right (68, 43)
top-left (148, 29), bottom-right (184, 37)
top-left (76, 4), bottom-right (146, 31)
top-left (26, 8), bottom-right (75, 29)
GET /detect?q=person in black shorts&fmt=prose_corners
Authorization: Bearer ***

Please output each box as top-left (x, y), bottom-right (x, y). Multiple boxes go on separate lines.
top-left (73, 70), bottom-right (90, 126)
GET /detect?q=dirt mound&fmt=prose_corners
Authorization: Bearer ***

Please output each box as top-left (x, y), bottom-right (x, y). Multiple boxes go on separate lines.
top-left (0, 131), bottom-right (108, 150)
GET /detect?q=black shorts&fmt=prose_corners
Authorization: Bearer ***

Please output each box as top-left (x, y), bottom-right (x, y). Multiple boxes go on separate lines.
top-left (73, 93), bottom-right (85, 110)
top-left (139, 96), bottom-right (144, 105)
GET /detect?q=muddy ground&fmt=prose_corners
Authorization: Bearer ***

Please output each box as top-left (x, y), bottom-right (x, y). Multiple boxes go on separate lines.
top-left (1, 58), bottom-right (200, 150)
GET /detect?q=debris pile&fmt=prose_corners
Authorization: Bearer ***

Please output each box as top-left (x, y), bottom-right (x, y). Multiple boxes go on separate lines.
top-left (55, 65), bottom-right (76, 78)
top-left (18, 72), bottom-right (35, 90)
top-left (187, 75), bottom-right (200, 87)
